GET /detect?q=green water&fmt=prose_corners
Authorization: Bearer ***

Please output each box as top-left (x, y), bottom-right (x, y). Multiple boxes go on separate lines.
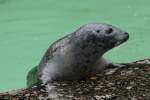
top-left (0, 0), bottom-right (150, 91)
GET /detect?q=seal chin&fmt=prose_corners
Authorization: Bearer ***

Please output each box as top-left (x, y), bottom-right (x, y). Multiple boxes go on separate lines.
top-left (114, 42), bottom-right (121, 47)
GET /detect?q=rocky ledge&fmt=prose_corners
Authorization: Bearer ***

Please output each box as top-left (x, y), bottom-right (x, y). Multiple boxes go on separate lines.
top-left (0, 59), bottom-right (150, 100)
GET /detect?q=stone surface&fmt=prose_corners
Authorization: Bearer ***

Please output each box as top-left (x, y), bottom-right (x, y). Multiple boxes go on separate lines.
top-left (0, 59), bottom-right (150, 100)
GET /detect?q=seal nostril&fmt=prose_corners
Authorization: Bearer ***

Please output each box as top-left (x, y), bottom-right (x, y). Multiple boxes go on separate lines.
top-left (124, 32), bottom-right (128, 35)
top-left (124, 32), bottom-right (129, 38)
top-left (122, 32), bottom-right (129, 42)
top-left (106, 28), bottom-right (113, 34)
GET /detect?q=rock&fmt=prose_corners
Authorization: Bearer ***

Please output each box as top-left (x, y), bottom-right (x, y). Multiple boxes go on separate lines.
top-left (0, 59), bottom-right (150, 100)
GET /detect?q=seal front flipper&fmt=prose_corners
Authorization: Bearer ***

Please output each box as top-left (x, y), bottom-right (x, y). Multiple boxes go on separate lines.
top-left (92, 57), bottom-right (109, 74)
top-left (106, 63), bottom-right (126, 69)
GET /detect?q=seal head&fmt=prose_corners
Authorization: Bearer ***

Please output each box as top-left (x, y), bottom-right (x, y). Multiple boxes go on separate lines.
top-left (74, 23), bottom-right (129, 55)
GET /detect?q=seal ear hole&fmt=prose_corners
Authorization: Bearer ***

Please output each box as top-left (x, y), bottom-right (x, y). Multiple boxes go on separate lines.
top-left (106, 28), bottom-right (113, 34)
top-left (96, 30), bottom-right (101, 33)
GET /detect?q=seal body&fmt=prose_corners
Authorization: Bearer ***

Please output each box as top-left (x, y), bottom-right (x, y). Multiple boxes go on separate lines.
top-left (27, 23), bottom-right (129, 87)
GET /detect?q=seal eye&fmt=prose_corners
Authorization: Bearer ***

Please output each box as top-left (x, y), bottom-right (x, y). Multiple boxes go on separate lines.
top-left (106, 28), bottom-right (113, 34)
top-left (96, 30), bottom-right (100, 33)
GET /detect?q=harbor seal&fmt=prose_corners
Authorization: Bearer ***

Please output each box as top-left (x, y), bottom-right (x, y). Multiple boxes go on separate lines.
top-left (27, 23), bottom-right (129, 88)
